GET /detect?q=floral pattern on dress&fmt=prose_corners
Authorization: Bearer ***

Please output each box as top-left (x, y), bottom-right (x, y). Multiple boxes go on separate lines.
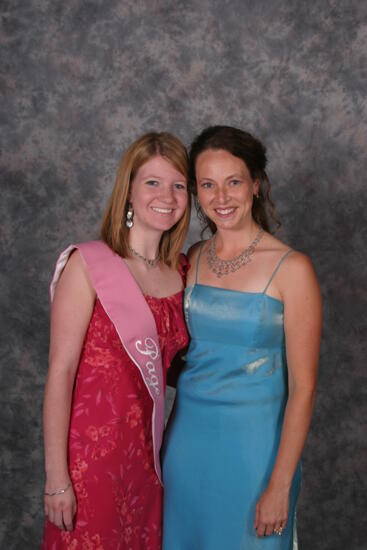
top-left (42, 258), bottom-right (189, 550)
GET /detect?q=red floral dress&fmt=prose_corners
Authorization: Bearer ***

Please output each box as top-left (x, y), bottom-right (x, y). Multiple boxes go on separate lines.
top-left (41, 264), bottom-right (189, 550)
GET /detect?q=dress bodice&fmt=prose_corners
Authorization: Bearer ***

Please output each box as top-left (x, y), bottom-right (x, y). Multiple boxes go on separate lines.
top-left (185, 284), bottom-right (285, 348)
top-left (180, 284), bottom-right (288, 409)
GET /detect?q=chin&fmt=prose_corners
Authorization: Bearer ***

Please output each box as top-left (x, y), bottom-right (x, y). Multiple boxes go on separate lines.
top-left (150, 218), bottom-right (180, 232)
top-left (212, 217), bottom-right (238, 229)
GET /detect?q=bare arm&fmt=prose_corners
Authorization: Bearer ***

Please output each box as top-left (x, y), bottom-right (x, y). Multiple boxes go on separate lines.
top-left (255, 253), bottom-right (322, 537)
top-left (43, 251), bottom-right (95, 531)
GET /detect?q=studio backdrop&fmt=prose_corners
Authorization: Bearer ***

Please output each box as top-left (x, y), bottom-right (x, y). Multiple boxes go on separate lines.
top-left (1, 1), bottom-right (366, 549)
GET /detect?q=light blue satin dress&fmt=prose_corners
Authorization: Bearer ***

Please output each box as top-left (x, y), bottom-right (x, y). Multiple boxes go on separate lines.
top-left (162, 248), bottom-right (301, 549)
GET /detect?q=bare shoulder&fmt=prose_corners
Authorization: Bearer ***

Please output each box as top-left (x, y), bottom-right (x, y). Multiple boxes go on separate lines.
top-left (283, 251), bottom-right (318, 279)
top-left (50, 249), bottom-right (96, 357)
top-left (187, 240), bottom-right (207, 263)
top-left (186, 240), bottom-right (208, 284)
top-left (260, 231), bottom-right (290, 254)
top-left (63, 249), bottom-right (84, 272)
top-left (261, 232), bottom-right (315, 274)
top-left (56, 249), bottom-right (94, 297)
top-left (279, 251), bottom-right (321, 301)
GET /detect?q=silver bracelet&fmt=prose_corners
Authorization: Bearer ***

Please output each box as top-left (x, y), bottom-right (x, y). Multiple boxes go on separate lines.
top-left (44, 483), bottom-right (71, 497)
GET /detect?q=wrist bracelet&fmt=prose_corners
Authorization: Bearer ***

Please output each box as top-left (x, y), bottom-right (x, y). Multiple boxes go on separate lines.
top-left (44, 483), bottom-right (71, 496)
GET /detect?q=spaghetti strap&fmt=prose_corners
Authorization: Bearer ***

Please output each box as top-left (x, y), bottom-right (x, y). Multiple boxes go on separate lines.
top-left (263, 249), bottom-right (294, 294)
top-left (195, 242), bottom-right (205, 285)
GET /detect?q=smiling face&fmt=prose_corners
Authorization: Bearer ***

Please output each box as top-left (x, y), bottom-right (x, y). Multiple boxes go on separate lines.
top-left (196, 149), bottom-right (259, 231)
top-left (129, 155), bottom-right (188, 234)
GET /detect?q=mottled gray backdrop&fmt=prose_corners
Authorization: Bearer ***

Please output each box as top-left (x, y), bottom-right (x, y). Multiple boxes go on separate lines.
top-left (1, 1), bottom-right (366, 548)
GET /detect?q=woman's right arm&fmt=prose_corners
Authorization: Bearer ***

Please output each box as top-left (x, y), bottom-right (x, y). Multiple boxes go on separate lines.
top-left (43, 250), bottom-right (96, 531)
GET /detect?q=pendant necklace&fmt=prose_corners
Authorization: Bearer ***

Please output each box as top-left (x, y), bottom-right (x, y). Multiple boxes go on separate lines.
top-left (128, 244), bottom-right (160, 268)
top-left (207, 227), bottom-right (264, 278)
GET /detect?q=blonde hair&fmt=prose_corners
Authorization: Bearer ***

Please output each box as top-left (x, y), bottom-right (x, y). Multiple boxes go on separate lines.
top-left (101, 132), bottom-right (191, 269)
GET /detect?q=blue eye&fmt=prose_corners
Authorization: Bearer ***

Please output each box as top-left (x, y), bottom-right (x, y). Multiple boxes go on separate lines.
top-left (174, 182), bottom-right (187, 190)
top-left (146, 180), bottom-right (159, 186)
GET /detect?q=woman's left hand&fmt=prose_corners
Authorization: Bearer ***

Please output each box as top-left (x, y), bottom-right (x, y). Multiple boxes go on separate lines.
top-left (254, 485), bottom-right (289, 538)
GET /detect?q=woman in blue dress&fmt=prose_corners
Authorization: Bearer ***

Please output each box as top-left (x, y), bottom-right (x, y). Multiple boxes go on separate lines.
top-left (162, 126), bottom-right (322, 549)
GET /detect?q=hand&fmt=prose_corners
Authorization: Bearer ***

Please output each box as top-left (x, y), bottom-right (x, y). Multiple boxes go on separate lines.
top-left (44, 478), bottom-right (77, 531)
top-left (254, 485), bottom-right (289, 538)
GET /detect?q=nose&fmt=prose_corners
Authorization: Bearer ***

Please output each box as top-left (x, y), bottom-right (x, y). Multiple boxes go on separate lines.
top-left (160, 184), bottom-right (176, 203)
top-left (215, 187), bottom-right (229, 204)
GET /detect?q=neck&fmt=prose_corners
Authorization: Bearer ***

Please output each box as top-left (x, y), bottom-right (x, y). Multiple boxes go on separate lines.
top-left (128, 226), bottom-right (162, 260)
top-left (214, 220), bottom-right (260, 254)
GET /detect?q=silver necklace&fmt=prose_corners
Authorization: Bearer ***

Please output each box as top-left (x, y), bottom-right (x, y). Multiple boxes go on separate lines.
top-left (128, 245), bottom-right (160, 268)
top-left (207, 227), bottom-right (264, 278)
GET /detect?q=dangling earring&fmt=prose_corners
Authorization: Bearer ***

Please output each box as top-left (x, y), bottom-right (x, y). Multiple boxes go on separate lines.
top-left (125, 202), bottom-right (134, 228)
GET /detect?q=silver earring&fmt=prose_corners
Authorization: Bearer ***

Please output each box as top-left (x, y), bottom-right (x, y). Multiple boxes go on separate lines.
top-left (125, 203), bottom-right (134, 228)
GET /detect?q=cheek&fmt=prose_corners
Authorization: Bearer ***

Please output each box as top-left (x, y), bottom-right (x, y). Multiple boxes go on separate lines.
top-left (236, 185), bottom-right (254, 203)
top-left (176, 191), bottom-right (188, 209)
top-left (129, 183), bottom-right (140, 204)
top-left (131, 186), bottom-right (153, 206)
top-left (196, 187), bottom-right (208, 207)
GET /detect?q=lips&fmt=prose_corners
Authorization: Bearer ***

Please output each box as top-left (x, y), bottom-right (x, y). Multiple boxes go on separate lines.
top-left (151, 207), bottom-right (174, 214)
top-left (214, 207), bottom-right (237, 217)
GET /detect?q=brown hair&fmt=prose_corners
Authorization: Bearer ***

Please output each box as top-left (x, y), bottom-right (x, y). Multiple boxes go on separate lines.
top-left (188, 125), bottom-right (280, 234)
top-left (101, 132), bottom-right (191, 268)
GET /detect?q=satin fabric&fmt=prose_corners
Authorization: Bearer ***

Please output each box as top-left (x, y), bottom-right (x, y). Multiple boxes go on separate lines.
top-left (162, 284), bottom-right (301, 550)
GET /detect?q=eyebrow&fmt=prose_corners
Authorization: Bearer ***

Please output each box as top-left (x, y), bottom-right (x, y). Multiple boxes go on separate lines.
top-left (225, 173), bottom-right (244, 179)
top-left (144, 174), bottom-right (186, 181)
top-left (198, 173), bottom-right (244, 181)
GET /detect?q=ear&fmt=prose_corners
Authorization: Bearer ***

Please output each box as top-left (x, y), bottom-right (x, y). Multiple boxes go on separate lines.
top-left (253, 180), bottom-right (260, 197)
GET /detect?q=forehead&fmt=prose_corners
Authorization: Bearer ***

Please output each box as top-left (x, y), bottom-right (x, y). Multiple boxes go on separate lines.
top-left (135, 155), bottom-right (186, 180)
top-left (196, 149), bottom-right (250, 177)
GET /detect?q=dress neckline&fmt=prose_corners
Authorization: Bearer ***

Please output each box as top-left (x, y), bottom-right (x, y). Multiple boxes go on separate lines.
top-left (144, 289), bottom-right (184, 301)
top-left (186, 283), bottom-right (284, 306)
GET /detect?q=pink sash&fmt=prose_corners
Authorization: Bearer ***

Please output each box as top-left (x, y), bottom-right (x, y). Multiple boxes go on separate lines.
top-left (50, 240), bottom-right (165, 484)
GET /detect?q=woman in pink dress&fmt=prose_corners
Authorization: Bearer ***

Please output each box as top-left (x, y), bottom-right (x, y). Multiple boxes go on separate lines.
top-left (41, 132), bottom-right (191, 549)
